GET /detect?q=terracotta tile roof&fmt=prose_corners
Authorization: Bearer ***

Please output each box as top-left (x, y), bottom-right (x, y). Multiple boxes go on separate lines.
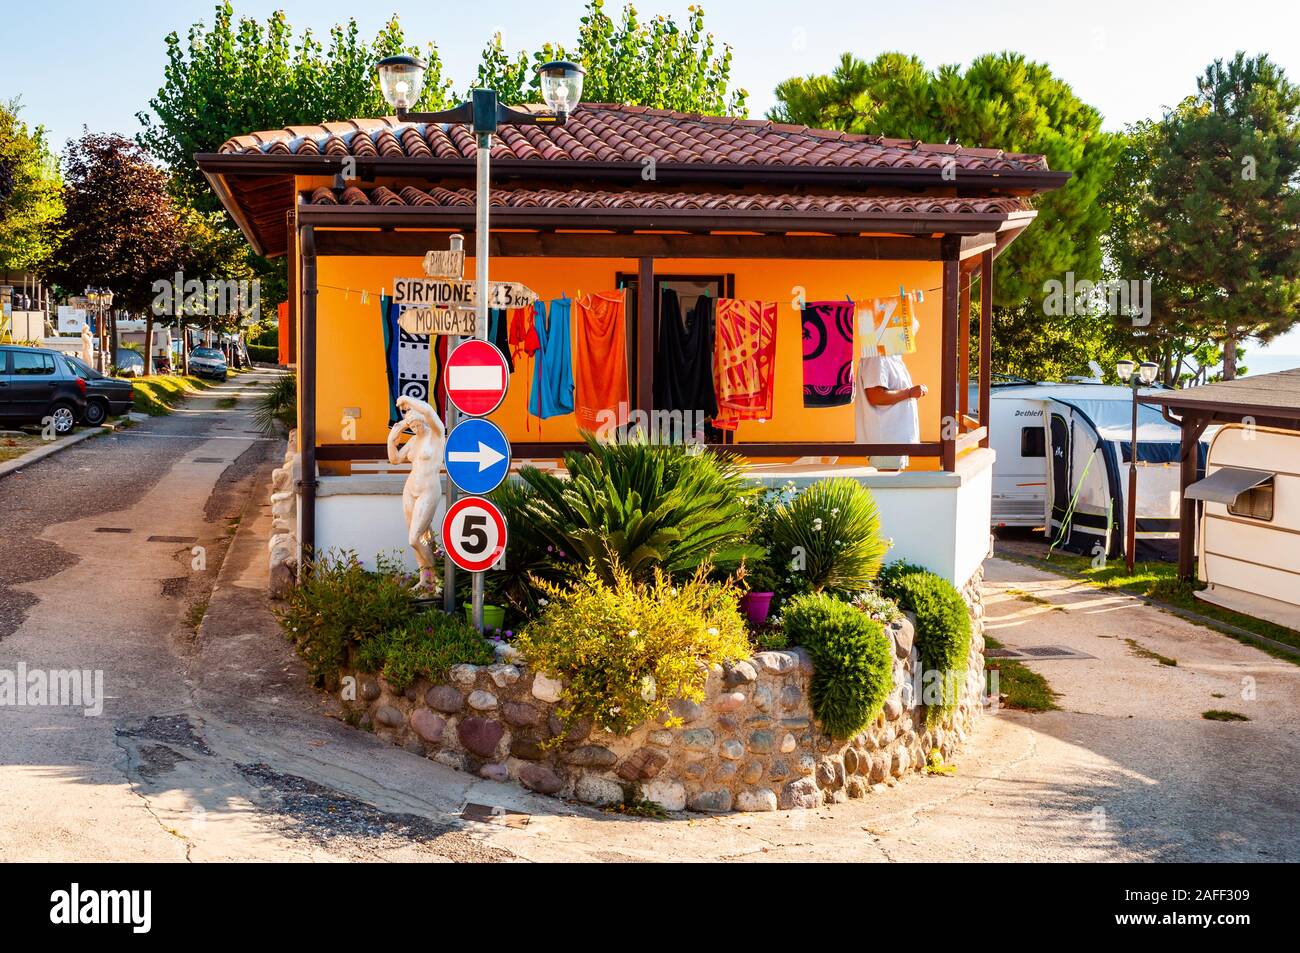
top-left (221, 103), bottom-right (1050, 173)
top-left (305, 185), bottom-right (1033, 216)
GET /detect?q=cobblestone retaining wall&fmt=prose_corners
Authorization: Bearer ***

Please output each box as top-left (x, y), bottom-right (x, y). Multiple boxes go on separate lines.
top-left (342, 567), bottom-right (986, 814)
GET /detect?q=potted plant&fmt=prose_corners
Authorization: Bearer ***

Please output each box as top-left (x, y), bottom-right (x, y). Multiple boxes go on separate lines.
top-left (739, 560), bottom-right (780, 626)
top-left (464, 603), bottom-right (507, 632)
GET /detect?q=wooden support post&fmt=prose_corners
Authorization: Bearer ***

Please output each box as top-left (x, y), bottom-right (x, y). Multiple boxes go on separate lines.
top-left (979, 249), bottom-right (993, 450)
top-left (940, 239), bottom-right (961, 472)
top-left (1178, 414), bottom-right (1209, 580)
top-left (299, 225), bottom-right (318, 574)
top-left (637, 257), bottom-right (655, 417)
top-left (959, 273), bottom-right (971, 419)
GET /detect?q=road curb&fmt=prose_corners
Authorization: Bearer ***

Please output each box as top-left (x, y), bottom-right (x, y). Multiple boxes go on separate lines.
top-left (0, 426), bottom-right (106, 480)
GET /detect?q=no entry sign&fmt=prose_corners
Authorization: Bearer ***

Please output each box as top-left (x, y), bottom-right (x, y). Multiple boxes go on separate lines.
top-left (444, 339), bottom-right (509, 417)
top-left (442, 496), bottom-right (508, 573)
top-left (446, 418), bottom-right (512, 496)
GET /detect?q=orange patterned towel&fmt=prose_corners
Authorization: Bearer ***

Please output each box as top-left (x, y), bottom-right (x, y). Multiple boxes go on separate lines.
top-left (713, 298), bottom-right (777, 431)
top-left (574, 290), bottom-right (629, 432)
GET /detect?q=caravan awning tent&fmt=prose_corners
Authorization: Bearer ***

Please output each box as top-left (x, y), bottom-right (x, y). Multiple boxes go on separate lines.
top-left (1041, 389), bottom-right (1207, 558)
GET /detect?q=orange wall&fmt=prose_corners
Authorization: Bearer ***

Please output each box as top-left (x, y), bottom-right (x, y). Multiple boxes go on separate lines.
top-left (311, 251), bottom-right (944, 461)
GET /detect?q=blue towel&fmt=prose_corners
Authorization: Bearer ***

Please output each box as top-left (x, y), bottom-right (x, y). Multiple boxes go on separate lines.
top-left (529, 298), bottom-right (575, 419)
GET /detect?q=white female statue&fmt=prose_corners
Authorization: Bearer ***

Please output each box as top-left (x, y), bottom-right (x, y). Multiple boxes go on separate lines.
top-left (386, 394), bottom-right (447, 591)
top-left (80, 323), bottom-right (95, 367)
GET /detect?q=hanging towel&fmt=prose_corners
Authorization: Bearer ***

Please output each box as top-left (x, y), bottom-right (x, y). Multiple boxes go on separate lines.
top-left (508, 306), bottom-right (533, 363)
top-left (488, 308), bottom-right (517, 374)
top-left (802, 300), bottom-right (855, 408)
top-left (713, 298), bottom-right (777, 431)
top-left (573, 290), bottom-right (629, 432)
top-left (655, 288), bottom-right (718, 429)
top-left (528, 298), bottom-right (575, 420)
top-left (381, 296), bottom-right (437, 424)
top-left (858, 295), bottom-right (918, 359)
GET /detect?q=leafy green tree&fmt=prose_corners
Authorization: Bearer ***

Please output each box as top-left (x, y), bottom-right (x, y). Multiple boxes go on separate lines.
top-left (1139, 53), bottom-right (1300, 380)
top-left (49, 134), bottom-right (186, 314)
top-left (138, 1), bottom-right (453, 209)
top-left (475, 1), bottom-right (747, 115)
top-left (0, 100), bottom-right (64, 273)
top-left (48, 133), bottom-right (187, 369)
top-left (773, 52), bottom-right (1119, 382)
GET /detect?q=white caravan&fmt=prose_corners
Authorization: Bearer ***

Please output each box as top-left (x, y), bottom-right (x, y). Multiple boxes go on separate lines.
top-left (983, 383), bottom-right (1209, 556)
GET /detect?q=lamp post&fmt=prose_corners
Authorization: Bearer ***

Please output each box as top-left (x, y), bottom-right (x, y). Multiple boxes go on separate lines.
top-left (1116, 359), bottom-right (1159, 572)
top-left (376, 56), bottom-right (585, 626)
top-left (86, 288), bottom-right (114, 373)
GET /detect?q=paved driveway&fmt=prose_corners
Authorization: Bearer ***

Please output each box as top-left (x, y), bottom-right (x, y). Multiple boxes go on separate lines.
top-left (2, 387), bottom-right (1296, 861)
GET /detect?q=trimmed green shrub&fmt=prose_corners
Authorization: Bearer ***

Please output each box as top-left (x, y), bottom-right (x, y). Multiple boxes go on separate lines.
top-left (767, 478), bottom-right (890, 595)
top-left (355, 611), bottom-right (494, 691)
top-left (880, 565), bottom-right (971, 725)
top-left (781, 593), bottom-right (894, 739)
top-left (247, 343), bottom-right (280, 364)
top-left (517, 567), bottom-right (751, 736)
top-left (517, 435), bottom-right (763, 584)
top-left (275, 551), bottom-right (417, 683)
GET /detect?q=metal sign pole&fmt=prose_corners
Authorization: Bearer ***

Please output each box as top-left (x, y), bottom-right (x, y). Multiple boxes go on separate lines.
top-left (443, 234), bottom-right (464, 616)
top-left (471, 129), bottom-right (491, 633)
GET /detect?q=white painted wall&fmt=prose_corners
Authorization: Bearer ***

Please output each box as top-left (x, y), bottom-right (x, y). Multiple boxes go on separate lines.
top-left (303, 449), bottom-right (996, 590)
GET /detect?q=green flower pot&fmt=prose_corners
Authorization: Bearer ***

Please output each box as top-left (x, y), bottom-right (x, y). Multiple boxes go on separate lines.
top-left (465, 604), bottom-right (506, 631)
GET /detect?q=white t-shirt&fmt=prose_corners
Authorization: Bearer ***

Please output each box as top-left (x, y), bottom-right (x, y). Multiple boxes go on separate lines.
top-left (854, 355), bottom-right (919, 445)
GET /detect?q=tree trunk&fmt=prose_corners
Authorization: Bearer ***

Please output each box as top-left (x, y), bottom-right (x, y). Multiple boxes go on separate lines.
top-left (144, 313), bottom-right (154, 377)
top-left (1223, 327), bottom-right (1238, 381)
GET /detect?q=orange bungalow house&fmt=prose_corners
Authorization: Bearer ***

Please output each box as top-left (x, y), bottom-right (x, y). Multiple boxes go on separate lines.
top-left (198, 105), bottom-right (1067, 587)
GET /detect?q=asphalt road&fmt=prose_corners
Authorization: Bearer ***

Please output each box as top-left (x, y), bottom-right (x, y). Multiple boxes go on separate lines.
top-left (1, 375), bottom-right (1296, 862)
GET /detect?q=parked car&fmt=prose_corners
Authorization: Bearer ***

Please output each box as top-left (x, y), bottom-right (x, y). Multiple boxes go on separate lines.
top-left (0, 345), bottom-right (120, 435)
top-left (189, 346), bottom-right (229, 381)
top-left (62, 355), bottom-right (135, 425)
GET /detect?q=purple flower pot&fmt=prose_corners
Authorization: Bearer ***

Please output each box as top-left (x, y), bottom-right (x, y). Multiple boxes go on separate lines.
top-left (740, 592), bottom-right (775, 626)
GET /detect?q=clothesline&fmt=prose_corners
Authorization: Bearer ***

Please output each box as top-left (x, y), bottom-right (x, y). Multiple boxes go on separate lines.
top-left (312, 282), bottom-right (959, 306)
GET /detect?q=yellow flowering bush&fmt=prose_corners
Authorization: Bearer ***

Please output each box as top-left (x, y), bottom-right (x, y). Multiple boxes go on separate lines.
top-left (516, 567), bottom-right (751, 737)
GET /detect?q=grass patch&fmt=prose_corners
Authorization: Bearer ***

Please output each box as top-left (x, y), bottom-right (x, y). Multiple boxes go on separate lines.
top-left (985, 635), bottom-right (1060, 712)
top-left (998, 550), bottom-right (1300, 662)
top-left (185, 597), bottom-right (209, 632)
top-left (1004, 587), bottom-right (1066, 611)
top-left (1202, 709), bottom-right (1250, 722)
top-left (0, 433), bottom-right (47, 463)
top-left (216, 396), bottom-right (238, 409)
top-left (1125, 638), bottom-right (1177, 667)
top-left (132, 375), bottom-right (217, 416)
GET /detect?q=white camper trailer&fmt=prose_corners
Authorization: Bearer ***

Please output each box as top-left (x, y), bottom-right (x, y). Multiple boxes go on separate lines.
top-left (982, 382), bottom-right (1209, 554)
top-left (1188, 424), bottom-right (1300, 629)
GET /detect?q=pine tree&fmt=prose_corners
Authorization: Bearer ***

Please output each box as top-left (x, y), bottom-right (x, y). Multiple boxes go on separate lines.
top-left (1142, 53), bottom-right (1300, 379)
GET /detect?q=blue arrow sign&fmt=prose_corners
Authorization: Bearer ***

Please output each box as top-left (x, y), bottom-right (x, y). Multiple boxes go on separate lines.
top-left (445, 418), bottom-right (512, 496)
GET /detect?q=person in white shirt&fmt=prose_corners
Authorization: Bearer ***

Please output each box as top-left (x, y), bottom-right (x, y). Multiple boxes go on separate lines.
top-left (854, 354), bottom-right (927, 470)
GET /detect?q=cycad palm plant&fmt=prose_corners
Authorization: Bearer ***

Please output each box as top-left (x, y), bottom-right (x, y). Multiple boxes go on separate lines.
top-left (768, 478), bottom-right (890, 594)
top-left (517, 436), bottom-right (763, 584)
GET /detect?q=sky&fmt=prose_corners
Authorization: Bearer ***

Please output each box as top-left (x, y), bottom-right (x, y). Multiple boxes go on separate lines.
top-left (3, 0), bottom-right (1299, 353)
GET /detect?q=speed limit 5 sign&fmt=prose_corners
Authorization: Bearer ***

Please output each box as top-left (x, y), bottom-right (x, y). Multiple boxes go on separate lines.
top-left (441, 496), bottom-right (507, 573)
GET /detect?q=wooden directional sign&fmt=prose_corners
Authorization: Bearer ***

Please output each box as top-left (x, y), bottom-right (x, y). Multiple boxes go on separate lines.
top-left (398, 307), bottom-right (477, 337)
top-left (423, 249), bottom-right (465, 279)
top-left (394, 277), bottom-right (538, 312)
top-left (487, 282), bottom-right (539, 311)
top-left (442, 496), bottom-right (508, 573)
top-left (394, 277), bottom-right (476, 309)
